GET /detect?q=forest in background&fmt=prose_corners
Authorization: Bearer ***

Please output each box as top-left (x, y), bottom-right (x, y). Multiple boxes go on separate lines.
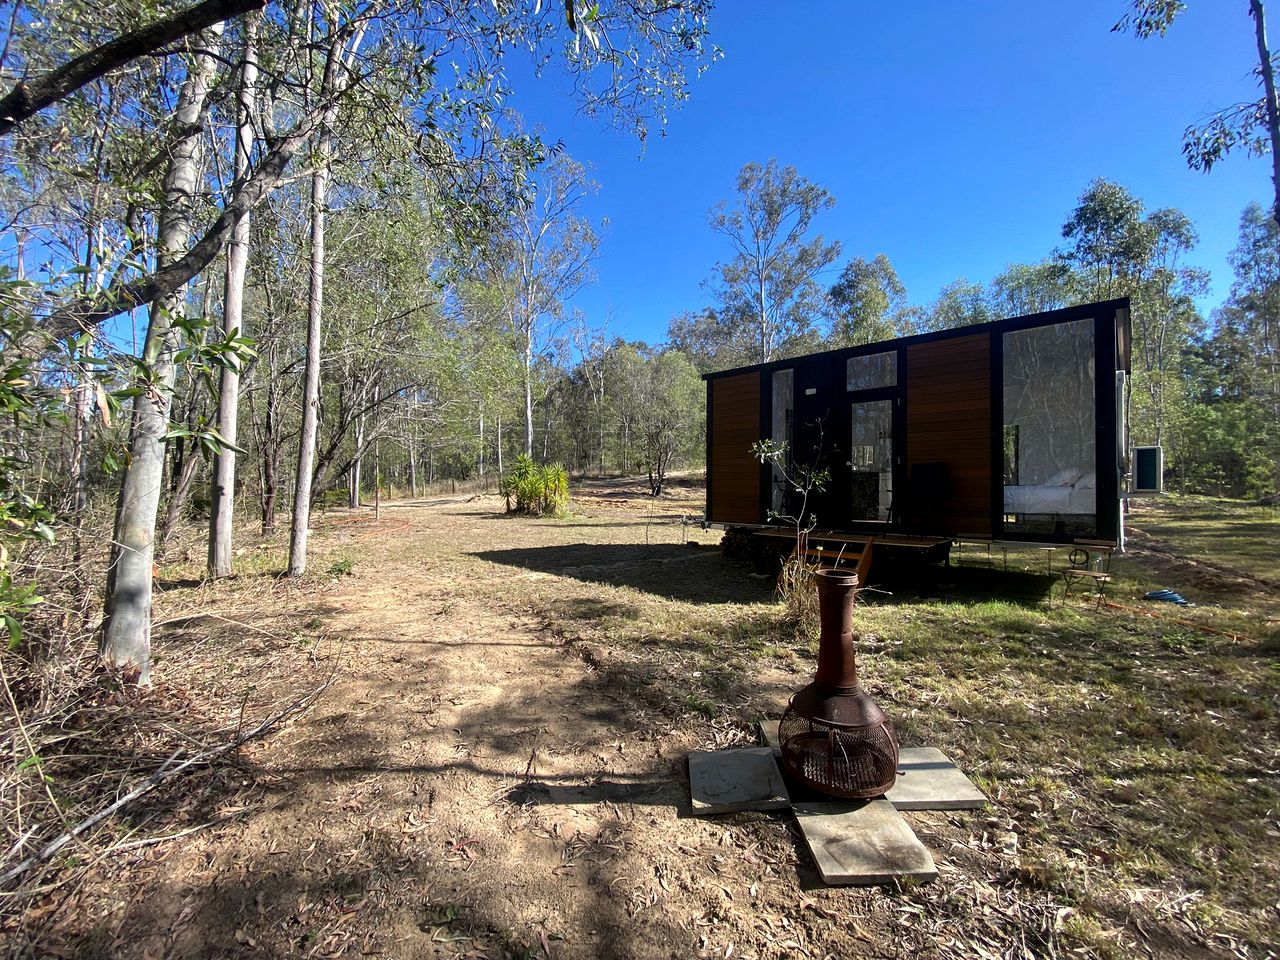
top-left (0, 0), bottom-right (1276, 680)
top-left (0, 0), bottom-right (1276, 939)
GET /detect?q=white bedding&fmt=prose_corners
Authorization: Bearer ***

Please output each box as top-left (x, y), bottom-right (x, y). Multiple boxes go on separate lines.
top-left (1003, 484), bottom-right (1096, 515)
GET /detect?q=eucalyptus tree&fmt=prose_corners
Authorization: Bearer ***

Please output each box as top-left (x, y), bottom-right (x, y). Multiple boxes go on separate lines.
top-left (635, 348), bottom-right (703, 495)
top-left (208, 13), bottom-right (260, 579)
top-left (707, 159), bottom-right (841, 364)
top-left (826, 254), bottom-right (913, 346)
top-left (1061, 178), bottom-right (1206, 461)
top-left (0, 0), bottom-right (265, 135)
top-left (923, 278), bottom-right (994, 331)
top-left (987, 260), bottom-right (1079, 318)
top-left (1116, 0), bottom-right (1280, 228)
top-left (101, 27), bottom-right (225, 682)
top-left (1061, 178), bottom-right (1148, 299)
top-left (665, 307), bottom-right (753, 373)
top-left (498, 151), bottom-right (601, 459)
top-left (5, 0), bottom-right (718, 679)
top-left (241, 189), bottom-right (307, 535)
top-left (1214, 202), bottom-right (1280, 493)
top-left (452, 275), bottom-right (524, 479)
top-left (288, 10), bottom-right (376, 575)
top-left (571, 314), bottom-right (611, 472)
top-left (307, 179), bottom-right (446, 509)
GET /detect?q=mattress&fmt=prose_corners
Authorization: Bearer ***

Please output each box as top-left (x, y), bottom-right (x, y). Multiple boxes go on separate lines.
top-left (1003, 484), bottom-right (1096, 515)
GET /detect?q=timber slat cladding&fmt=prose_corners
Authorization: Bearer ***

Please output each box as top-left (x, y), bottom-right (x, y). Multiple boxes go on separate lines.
top-left (906, 334), bottom-right (992, 537)
top-left (709, 372), bottom-right (760, 524)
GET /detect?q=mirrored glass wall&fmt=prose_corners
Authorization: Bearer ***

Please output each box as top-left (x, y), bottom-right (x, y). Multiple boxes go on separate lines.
top-left (1002, 318), bottom-right (1097, 536)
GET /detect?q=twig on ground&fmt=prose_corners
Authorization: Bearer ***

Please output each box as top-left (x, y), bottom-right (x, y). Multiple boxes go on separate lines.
top-left (0, 671), bottom-right (335, 890)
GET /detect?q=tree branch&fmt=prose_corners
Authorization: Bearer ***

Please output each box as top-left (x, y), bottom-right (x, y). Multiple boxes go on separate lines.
top-left (0, 0), bottom-right (266, 136)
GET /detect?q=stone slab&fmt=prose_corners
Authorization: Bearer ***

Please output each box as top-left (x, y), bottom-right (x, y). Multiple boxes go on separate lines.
top-left (793, 798), bottom-right (937, 885)
top-left (758, 718), bottom-right (782, 755)
top-left (886, 747), bottom-right (987, 811)
top-left (688, 748), bottom-right (790, 816)
top-left (757, 722), bottom-right (987, 810)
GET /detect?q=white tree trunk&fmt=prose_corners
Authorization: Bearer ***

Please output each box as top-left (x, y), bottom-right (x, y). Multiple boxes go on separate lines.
top-left (408, 436), bottom-right (417, 498)
top-left (478, 409), bottom-right (485, 478)
top-left (208, 14), bottom-right (258, 579)
top-left (496, 412), bottom-right (503, 475)
top-left (524, 335), bottom-right (535, 458)
top-left (287, 108), bottom-right (335, 577)
top-left (101, 27), bottom-right (223, 682)
top-left (348, 414), bottom-right (364, 508)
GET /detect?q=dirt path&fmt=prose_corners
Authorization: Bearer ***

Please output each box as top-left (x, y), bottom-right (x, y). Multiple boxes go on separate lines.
top-left (73, 481), bottom-right (1254, 960)
top-left (104, 489), bottom-right (861, 960)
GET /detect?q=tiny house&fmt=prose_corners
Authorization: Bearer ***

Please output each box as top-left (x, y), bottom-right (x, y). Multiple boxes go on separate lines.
top-left (704, 298), bottom-right (1132, 546)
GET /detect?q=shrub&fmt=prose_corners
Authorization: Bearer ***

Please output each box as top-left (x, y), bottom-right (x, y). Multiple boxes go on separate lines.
top-left (327, 557), bottom-right (355, 577)
top-left (500, 456), bottom-right (570, 517)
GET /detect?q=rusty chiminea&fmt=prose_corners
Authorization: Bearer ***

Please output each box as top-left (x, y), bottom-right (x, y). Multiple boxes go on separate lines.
top-left (778, 568), bottom-right (899, 798)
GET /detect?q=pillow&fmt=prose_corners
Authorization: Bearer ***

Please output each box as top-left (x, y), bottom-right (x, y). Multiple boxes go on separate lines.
top-left (1076, 471), bottom-right (1097, 489)
top-left (1045, 467), bottom-right (1083, 486)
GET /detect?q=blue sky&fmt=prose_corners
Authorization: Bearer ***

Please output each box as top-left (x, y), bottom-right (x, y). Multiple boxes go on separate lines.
top-left (506, 1), bottom-right (1272, 347)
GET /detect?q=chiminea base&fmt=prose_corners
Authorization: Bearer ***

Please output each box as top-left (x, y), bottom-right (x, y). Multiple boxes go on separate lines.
top-left (779, 692), bottom-right (899, 800)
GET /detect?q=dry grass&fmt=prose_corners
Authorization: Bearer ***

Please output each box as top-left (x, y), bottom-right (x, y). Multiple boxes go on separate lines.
top-left (3, 479), bottom-right (1276, 959)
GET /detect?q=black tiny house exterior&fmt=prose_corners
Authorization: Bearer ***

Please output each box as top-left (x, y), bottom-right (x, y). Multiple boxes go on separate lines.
top-left (704, 298), bottom-right (1132, 547)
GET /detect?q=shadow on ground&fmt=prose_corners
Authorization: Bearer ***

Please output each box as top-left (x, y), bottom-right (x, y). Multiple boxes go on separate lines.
top-left (472, 542), bottom-right (774, 604)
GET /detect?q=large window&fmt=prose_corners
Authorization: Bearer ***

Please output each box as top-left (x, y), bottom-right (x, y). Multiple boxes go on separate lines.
top-left (771, 369), bottom-right (794, 517)
top-left (1002, 319), bottom-right (1096, 536)
top-left (850, 399), bottom-right (893, 521)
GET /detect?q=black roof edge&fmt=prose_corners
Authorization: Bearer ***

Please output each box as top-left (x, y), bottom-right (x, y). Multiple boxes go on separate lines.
top-left (700, 296), bottom-right (1133, 381)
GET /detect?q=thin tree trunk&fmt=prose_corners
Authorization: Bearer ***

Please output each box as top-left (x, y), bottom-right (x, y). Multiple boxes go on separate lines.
top-left (287, 106), bottom-right (334, 577)
top-left (524, 338), bottom-right (535, 457)
top-left (101, 26), bottom-right (223, 682)
top-left (261, 452), bottom-right (278, 533)
top-left (407, 436), bottom-right (417, 498)
top-left (159, 453), bottom-right (201, 550)
top-left (1250, 0), bottom-right (1280, 229)
top-left (71, 221), bottom-right (104, 522)
top-left (258, 346), bottom-right (281, 535)
top-left (208, 13), bottom-right (258, 579)
top-left (496, 412), bottom-right (503, 475)
top-left (348, 413), bottom-right (364, 508)
top-left (478, 409), bottom-right (485, 478)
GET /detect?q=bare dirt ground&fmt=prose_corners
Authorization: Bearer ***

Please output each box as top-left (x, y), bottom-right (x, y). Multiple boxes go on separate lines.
top-left (26, 477), bottom-right (1279, 960)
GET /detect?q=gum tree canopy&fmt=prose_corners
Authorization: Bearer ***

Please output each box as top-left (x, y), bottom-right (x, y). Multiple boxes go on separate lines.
top-left (1116, 0), bottom-right (1280, 228)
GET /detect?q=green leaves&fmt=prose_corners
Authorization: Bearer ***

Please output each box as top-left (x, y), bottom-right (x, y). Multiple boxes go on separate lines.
top-left (500, 455), bottom-right (570, 516)
top-left (1112, 1), bottom-right (1186, 38)
top-left (162, 423), bottom-right (246, 459)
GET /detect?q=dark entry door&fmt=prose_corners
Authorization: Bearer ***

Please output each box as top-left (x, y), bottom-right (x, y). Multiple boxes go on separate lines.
top-left (791, 356), bottom-right (841, 530)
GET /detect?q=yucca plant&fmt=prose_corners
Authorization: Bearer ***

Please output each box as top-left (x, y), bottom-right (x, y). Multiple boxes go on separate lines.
top-left (539, 463), bottom-right (570, 516)
top-left (500, 456), bottom-right (570, 516)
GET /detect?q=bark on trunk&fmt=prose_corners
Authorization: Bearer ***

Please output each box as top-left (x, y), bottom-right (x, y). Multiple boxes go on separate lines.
top-left (159, 452), bottom-right (201, 551)
top-left (101, 26), bottom-right (223, 683)
top-left (408, 437), bottom-right (417, 498)
top-left (208, 13), bottom-right (258, 579)
top-left (0, 0), bottom-right (261, 135)
top-left (496, 412), bottom-right (503, 476)
top-left (524, 338), bottom-right (535, 457)
top-left (347, 413), bottom-right (364, 508)
top-left (287, 107), bottom-right (334, 577)
top-left (1250, 0), bottom-right (1280, 230)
